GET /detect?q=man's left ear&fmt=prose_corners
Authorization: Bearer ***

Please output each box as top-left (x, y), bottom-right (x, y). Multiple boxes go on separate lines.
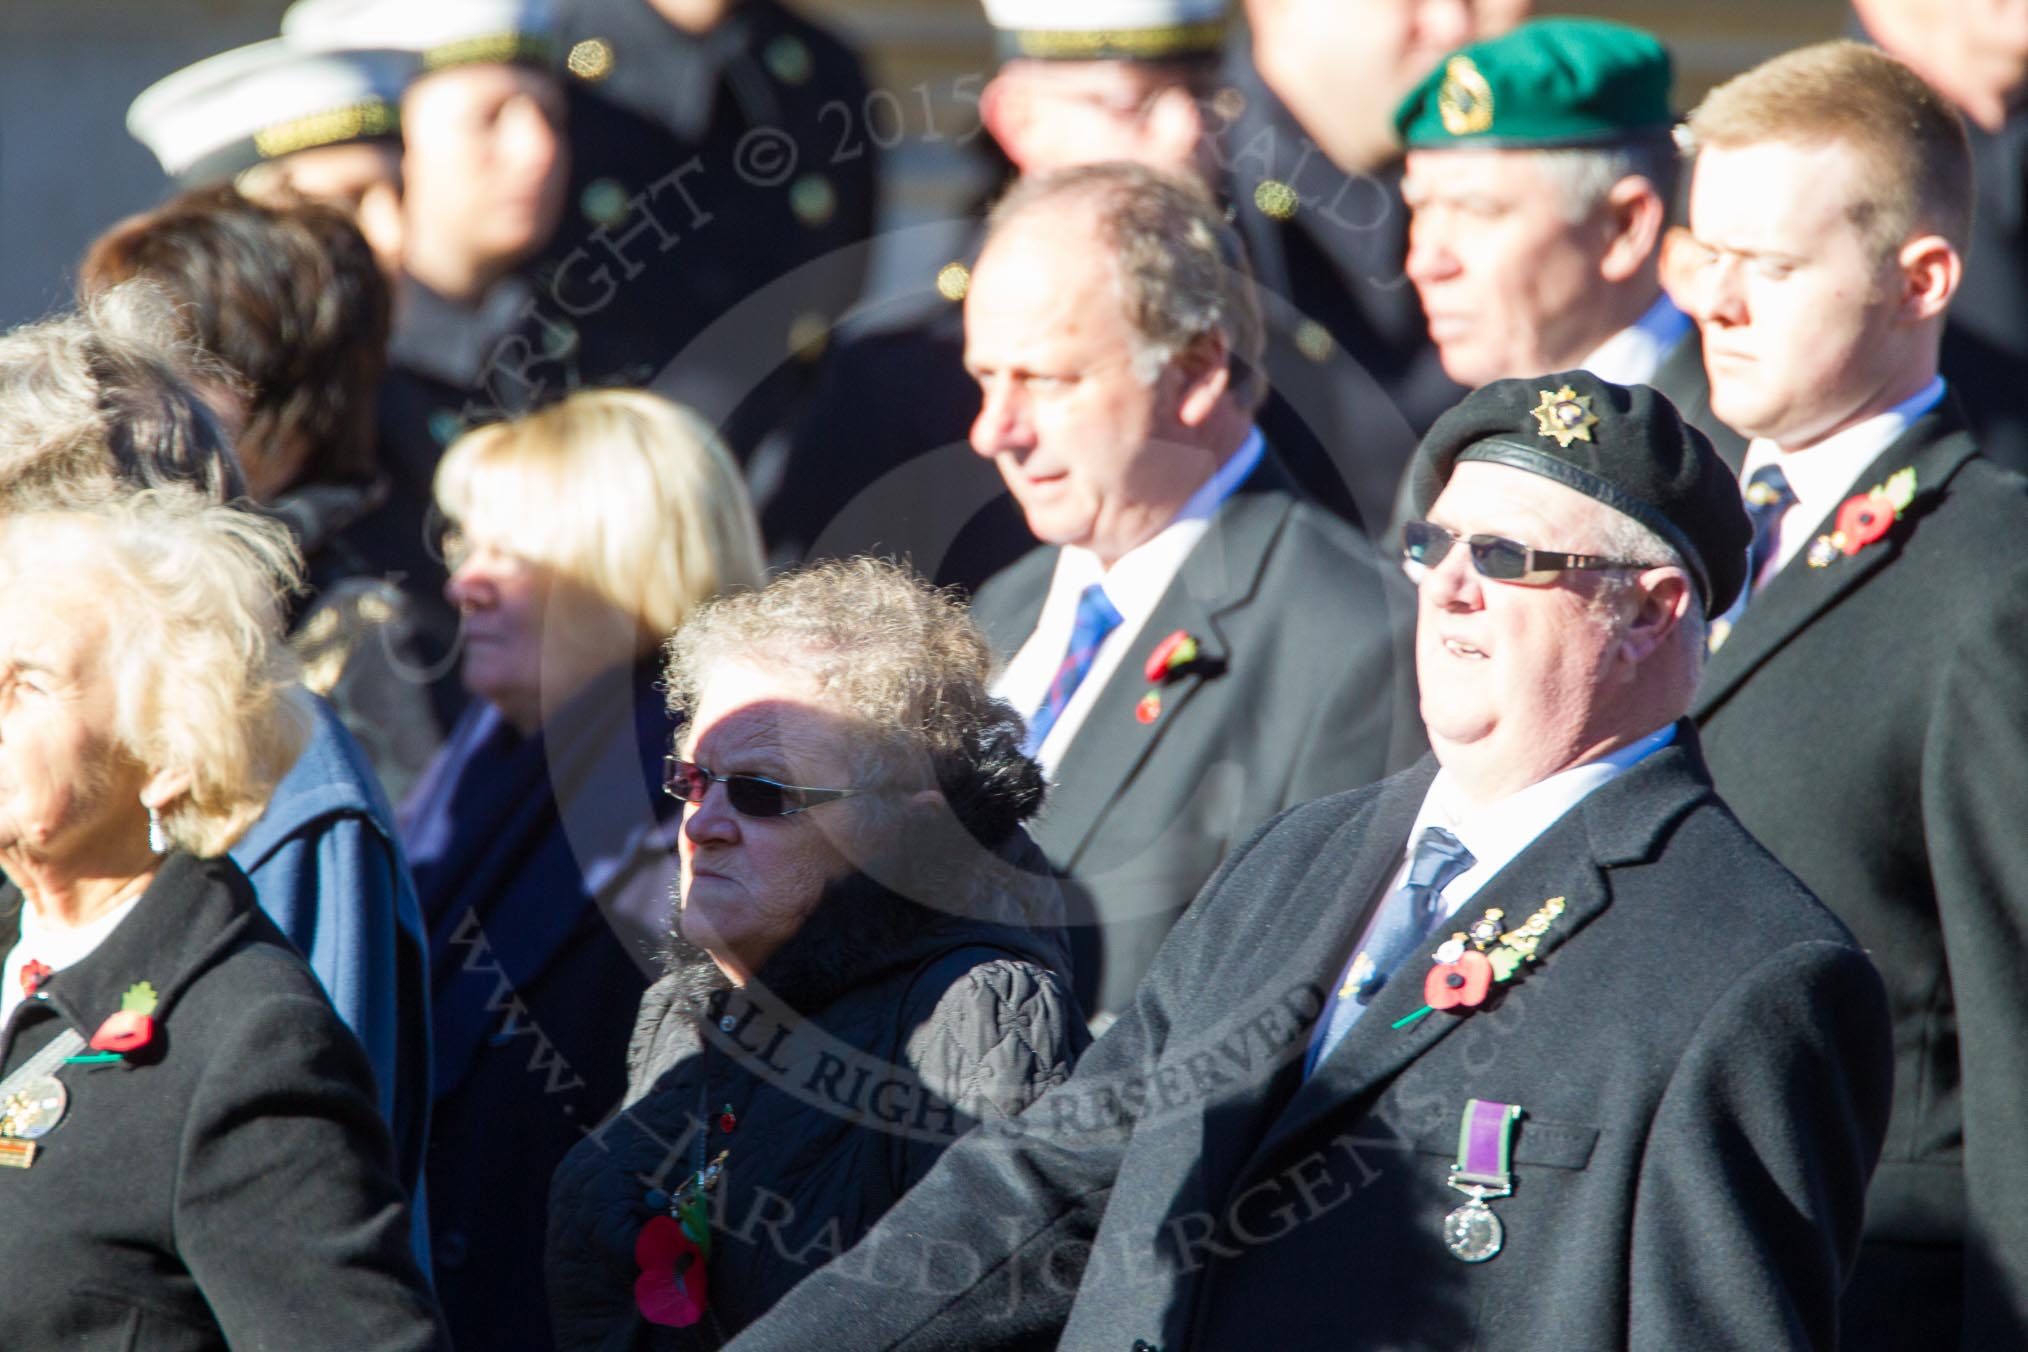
top-left (1173, 331), bottom-right (1232, 427)
top-left (1618, 568), bottom-right (1694, 666)
top-left (1598, 176), bottom-right (1666, 286)
top-left (1897, 234), bottom-right (1961, 323)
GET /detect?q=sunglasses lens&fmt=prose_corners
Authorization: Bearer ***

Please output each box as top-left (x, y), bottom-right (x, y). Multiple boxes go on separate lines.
top-left (1403, 521), bottom-right (1451, 568)
top-left (665, 758), bottom-right (704, 802)
top-left (726, 776), bottom-right (793, 817)
top-left (1468, 537), bottom-right (1530, 581)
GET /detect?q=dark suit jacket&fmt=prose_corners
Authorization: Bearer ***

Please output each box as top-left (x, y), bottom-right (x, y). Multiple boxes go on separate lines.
top-left (399, 659), bottom-right (678, 1352)
top-left (1693, 401), bottom-right (2028, 1349)
top-left (1650, 325), bottom-right (1748, 470)
top-left (0, 853), bottom-right (445, 1350)
top-left (1218, 37), bottom-right (1464, 538)
top-left (971, 454), bottom-right (1423, 1017)
top-left (726, 730), bottom-right (1893, 1350)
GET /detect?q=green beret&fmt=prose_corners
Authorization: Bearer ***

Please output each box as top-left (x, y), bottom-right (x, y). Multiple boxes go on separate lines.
top-left (1393, 18), bottom-right (1673, 150)
top-left (1405, 372), bottom-right (1750, 616)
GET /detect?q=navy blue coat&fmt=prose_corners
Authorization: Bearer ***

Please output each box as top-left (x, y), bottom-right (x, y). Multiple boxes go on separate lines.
top-left (401, 659), bottom-right (680, 1351)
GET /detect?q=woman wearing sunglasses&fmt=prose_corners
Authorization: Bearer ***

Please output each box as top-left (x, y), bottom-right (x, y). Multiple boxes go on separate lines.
top-left (546, 558), bottom-right (1086, 1350)
top-left (398, 389), bottom-right (766, 1352)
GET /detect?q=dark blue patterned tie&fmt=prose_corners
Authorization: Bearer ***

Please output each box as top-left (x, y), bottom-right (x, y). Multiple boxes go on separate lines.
top-left (1023, 584), bottom-right (1122, 756)
top-left (1742, 464), bottom-right (1797, 596)
top-left (1712, 465), bottom-right (1798, 649)
top-left (1306, 826), bottom-right (1477, 1075)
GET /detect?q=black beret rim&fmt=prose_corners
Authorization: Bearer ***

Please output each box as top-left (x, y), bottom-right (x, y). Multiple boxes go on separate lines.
top-left (1453, 438), bottom-right (1722, 613)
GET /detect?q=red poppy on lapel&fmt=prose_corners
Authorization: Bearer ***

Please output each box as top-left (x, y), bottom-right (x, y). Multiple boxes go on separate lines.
top-left (88, 1010), bottom-right (155, 1054)
top-left (634, 1215), bottom-right (709, 1326)
top-left (1810, 467), bottom-right (1916, 566)
top-left (18, 960), bottom-right (50, 998)
top-left (1424, 949), bottom-right (1494, 1009)
top-left (1142, 629), bottom-right (1201, 683)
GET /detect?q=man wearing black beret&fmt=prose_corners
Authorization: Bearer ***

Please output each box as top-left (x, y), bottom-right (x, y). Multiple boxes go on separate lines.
top-left (721, 371), bottom-right (1893, 1351)
top-left (1680, 41), bottom-right (2028, 1349)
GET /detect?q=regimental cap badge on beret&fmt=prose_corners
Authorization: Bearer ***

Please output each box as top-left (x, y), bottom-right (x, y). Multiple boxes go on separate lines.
top-left (1393, 17), bottom-right (1673, 150)
top-left (1406, 371), bottom-right (1753, 616)
top-left (1531, 385), bottom-right (1599, 448)
top-left (1438, 56), bottom-right (1494, 136)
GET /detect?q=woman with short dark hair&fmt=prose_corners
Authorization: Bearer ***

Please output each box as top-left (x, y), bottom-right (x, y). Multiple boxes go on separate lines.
top-left (77, 184), bottom-right (449, 797)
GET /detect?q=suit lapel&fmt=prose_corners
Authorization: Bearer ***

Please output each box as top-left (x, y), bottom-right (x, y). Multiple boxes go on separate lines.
top-left (1694, 406), bottom-right (1980, 718)
top-left (969, 547), bottom-right (1053, 658)
top-left (1193, 765), bottom-right (1435, 1198)
top-left (1039, 462), bottom-right (1298, 867)
top-left (1227, 731), bottom-right (1714, 1193)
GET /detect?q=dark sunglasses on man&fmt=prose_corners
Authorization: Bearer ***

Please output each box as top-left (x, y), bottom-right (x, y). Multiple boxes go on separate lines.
top-left (1401, 520), bottom-right (1649, 587)
top-left (663, 756), bottom-right (863, 818)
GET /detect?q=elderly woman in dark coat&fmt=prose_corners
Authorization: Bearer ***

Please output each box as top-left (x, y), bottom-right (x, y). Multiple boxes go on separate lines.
top-left (545, 558), bottom-right (1088, 1350)
top-left (402, 388), bottom-right (767, 1352)
top-left (0, 487), bottom-right (443, 1349)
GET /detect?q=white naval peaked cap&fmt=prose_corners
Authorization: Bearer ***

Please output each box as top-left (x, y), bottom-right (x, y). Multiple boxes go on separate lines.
top-left (127, 38), bottom-right (414, 184)
top-left (283, 0), bottom-right (558, 71)
top-left (981, 0), bottom-right (1229, 61)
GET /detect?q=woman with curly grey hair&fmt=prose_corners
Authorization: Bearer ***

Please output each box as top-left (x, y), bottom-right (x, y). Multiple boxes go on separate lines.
top-left (0, 487), bottom-right (444, 1348)
top-left (546, 557), bottom-right (1086, 1350)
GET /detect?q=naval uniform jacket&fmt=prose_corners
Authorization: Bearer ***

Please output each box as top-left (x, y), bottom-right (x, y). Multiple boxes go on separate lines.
top-left (1216, 36), bottom-right (1465, 538)
top-left (1693, 400), bottom-right (2028, 1348)
top-left (970, 453), bottom-right (1423, 1017)
top-left (0, 853), bottom-right (444, 1350)
top-left (724, 730), bottom-right (1893, 1351)
top-left (551, 0), bottom-right (877, 462)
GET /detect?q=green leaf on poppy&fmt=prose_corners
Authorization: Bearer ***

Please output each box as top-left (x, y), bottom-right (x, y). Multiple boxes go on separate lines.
top-left (1881, 467), bottom-right (1917, 512)
top-left (1488, 948), bottom-right (1523, 982)
top-left (121, 981), bottom-right (158, 1014)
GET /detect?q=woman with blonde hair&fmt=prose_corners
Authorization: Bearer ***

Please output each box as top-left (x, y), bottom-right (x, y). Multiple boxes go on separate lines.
top-left (398, 388), bottom-right (764, 1352)
top-left (0, 486), bottom-right (444, 1347)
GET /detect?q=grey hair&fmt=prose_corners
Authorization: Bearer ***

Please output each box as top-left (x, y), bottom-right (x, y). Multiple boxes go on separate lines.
top-left (664, 557), bottom-right (1046, 849)
top-left (1529, 133), bottom-right (1679, 227)
top-left (0, 485), bottom-right (308, 857)
top-left (1581, 503), bottom-right (1708, 664)
top-left (986, 162), bottom-right (1268, 410)
top-left (0, 282), bottom-right (246, 506)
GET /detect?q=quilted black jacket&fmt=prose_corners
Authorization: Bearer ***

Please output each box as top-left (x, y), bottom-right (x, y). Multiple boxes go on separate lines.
top-left (546, 832), bottom-right (1087, 1350)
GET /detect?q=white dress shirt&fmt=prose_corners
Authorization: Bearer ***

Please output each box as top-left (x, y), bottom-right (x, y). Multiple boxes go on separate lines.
top-left (1377, 723), bottom-right (1678, 938)
top-left (1581, 295), bottom-right (1692, 388)
top-left (993, 429), bottom-right (1266, 772)
top-left (1739, 377), bottom-right (1946, 582)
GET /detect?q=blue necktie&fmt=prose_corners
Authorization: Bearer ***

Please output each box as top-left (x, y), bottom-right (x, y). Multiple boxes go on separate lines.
top-left (1306, 826), bottom-right (1477, 1075)
top-left (1741, 464), bottom-right (1797, 593)
top-left (1712, 465), bottom-right (1797, 645)
top-left (1024, 584), bottom-right (1122, 756)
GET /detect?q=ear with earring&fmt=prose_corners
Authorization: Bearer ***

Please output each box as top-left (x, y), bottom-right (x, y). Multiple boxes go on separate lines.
top-left (146, 799), bottom-right (168, 856)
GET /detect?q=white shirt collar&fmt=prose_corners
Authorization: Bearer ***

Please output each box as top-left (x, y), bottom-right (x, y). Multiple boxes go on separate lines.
top-left (1739, 378), bottom-right (1945, 574)
top-left (1581, 295), bottom-right (1692, 388)
top-left (992, 429), bottom-right (1265, 769)
top-left (1052, 427), bottom-right (1265, 594)
top-left (1405, 723), bottom-right (1678, 924)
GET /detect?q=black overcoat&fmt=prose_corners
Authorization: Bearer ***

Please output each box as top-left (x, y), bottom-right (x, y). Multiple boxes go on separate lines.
top-left (726, 732), bottom-right (1894, 1350)
top-left (1693, 401), bottom-right (2028, 1348)
top-left (0, 852), bottom-right (444, 1350)
top-left (970, 454), bottom-right (1424, 1017)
